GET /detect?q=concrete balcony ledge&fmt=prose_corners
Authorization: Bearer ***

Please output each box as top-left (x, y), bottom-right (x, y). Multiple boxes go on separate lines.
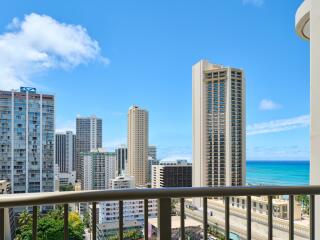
top-left (296, 0), bottom-right (310, 40)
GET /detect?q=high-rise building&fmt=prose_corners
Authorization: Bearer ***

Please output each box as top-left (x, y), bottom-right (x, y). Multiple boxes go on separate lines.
top-left (148, 145), bottom-right (157, 161)
top-left (76, 116), bottom-right (102, 180)
top-left (192, 60), bottom-right (246, 196)
top-left (81, 149), bottom-right (116, 190)
top-left (55, 131), bottom-right (76, 173)
top-left (0, 87), bottom-right (55, 194)
top-left (127, 106), bottom-right (149, 186)
top-left (152, 160), bottom-right (192, 188)
top-left (115, 145), bottom-right (127, 176)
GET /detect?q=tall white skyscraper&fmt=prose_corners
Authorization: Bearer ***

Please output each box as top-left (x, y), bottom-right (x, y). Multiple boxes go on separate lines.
top-left (76, 115), bottom-right (102, 180)
top-left (55, 131), bottom-right (76, 173)
top-left (0, 87), bottom-right (55, 194)
top-left (192, 60), bottom-right (246, 205)
top-left (127, 106), bottom-right (149, 186)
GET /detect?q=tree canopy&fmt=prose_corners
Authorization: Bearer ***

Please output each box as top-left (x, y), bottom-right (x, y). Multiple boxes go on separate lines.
top-left (15, 208), bottom-right (84, 240)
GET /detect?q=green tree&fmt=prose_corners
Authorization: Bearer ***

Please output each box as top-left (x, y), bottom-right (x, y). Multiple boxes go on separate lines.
top-left (83, 212), bottom-right (90, 228)
top-left (296, 195), bottom-right (310, 214)
top-left (59, 183), bottom-right (74, 192)
top-left (15, 209), bottom-right (84, 240)
top-left (106, 229), bottom-right (143, 240)
top-left (18, 210), bottom-right (32, 226)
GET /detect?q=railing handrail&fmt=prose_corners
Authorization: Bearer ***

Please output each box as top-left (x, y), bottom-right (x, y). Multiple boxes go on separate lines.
top-left (1, 185), bottom-right (318, 240)
top-left (0, 185), bottom-right (319, 208)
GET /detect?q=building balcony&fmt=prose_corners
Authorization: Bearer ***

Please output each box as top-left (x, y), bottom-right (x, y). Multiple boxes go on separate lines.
top-left (296, 0), bottom-right (310, 40)
top-left (0, 186), bottom-right (319, 240)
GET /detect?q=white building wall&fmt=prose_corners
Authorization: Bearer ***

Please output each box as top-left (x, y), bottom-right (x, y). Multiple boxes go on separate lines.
top-left (296, 1), bottom-right (320, 237)
top-left (310, 0), bottom-right (320, 237)
top-left (66, 131), bottom-right (74, 173)
top-left (83, 155), bottom-right (93, 190)
top-left (100, 175), bottom-right (156, 224)
top-left (105, 153), bottom-right (117, 189)
top-left (99, 199), bottom-right (157, 224)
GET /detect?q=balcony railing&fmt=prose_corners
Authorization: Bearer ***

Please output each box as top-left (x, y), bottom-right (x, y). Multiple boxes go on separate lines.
top-left (0, 185), bottom-right (319, 240)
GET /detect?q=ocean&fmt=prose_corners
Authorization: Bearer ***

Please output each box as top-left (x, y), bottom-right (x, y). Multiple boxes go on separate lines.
top-left (246, 160), bottom-right (310, 186)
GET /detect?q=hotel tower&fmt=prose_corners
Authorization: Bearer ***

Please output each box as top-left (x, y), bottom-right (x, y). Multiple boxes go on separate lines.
top-left (192, 60), bottom-right (246, 206)
top-left (127, 106), bottom-right (149, 186)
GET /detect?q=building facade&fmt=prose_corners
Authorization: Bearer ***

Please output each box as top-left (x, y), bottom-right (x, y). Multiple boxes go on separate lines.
top-left (81, 149), bottom-right (116, 190)
top-left (127, 106), bottom-right (149, 186)
top-left (147, 157), bottom-right (159, 185)
top-left (109, 175), bottom-right (135, 189)
top-left (152, 160), bottom-right (192, 188)
top-left (99, 175), bottom-right (157, 224)
top-left (115, 145), bottom-right (127, 176)
top-left (76, 116), bottom-right (102, 180)
top-left (229, 196), bottom-right (301, 220)
top-left (192, 60), bottom-right (246, 195)
top-left (55, 131), bottom-right (76, 173)
top-left (0, 87), bottom-right (55, 194)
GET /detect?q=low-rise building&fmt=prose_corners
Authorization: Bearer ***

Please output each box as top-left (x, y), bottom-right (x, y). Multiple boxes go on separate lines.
top-left (0, 180), bottom-right (15, 239)
top-left (59, 171), bottom-right (76, 187)
top-left (99, 176), bottom-right (157, 224)
top-left (152, 160), bottom-right (192, 188)
top-left (148, 216), bottom-right (202, 240)
top-left (97, 221), bottom-right (143, 240)
top-left (230, 195), bottom-right (302, 220)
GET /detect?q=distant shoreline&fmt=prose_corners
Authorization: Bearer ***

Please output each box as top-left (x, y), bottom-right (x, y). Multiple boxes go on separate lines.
top-left (246, 160), bottom-right (309, 186)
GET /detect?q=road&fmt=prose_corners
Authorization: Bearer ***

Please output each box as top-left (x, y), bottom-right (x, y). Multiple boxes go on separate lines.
top-left (179, 199), bottom-right (309, 240)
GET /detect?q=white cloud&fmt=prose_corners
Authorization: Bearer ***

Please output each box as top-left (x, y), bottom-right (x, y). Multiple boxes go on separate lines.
top-left (242, 0), bottom-right (264, 7)
top-left (247, 115), bottom-right (310, 136)
top-left (103, 138), bottom-right (127, 151)
top-left (157, 145), bottom-right (191, 161)
top-left (56, 120), bottom-right (75, 133)
top-left (160, 155), bottom-right (191, 162)
top-left (0, 13), bottom-right (107, 90)
top-left (259, 99), bottom-right (282, 110)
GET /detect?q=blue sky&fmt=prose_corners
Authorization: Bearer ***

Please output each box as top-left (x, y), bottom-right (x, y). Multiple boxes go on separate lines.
top-left (0, 0), bottom-right (309, 160)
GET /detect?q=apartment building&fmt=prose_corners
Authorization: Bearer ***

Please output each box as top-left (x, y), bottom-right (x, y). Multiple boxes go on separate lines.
top-left (55, 131), bottom-right (76, 173)
top-left (0, 87), bottom-right (55, 194)
top-left (81, 149), bottom-right (116, 190)
top-left (99, 175), bottom-right (157, 224)
top-left (76, 115), bottom-right (102, 180)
